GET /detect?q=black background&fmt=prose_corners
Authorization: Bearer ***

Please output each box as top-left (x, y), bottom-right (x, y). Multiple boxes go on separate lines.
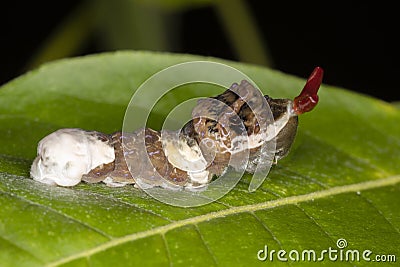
top-left (2, 1), bottom-right (399, 101)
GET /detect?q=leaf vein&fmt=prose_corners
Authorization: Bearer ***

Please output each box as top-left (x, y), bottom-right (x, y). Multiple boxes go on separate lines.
top-left (194, 224), bottom-right (218, 266)
top-left (251, 212), bottom-right (289, 265)
top-left (274, 165), bottom-right (329, 189)
top-left (45, 174), bottom-right (400, 267)
top-left (0, 234), bottom-right (44, 264)
top-left (361, 195), bottom-right (400, 235)
top-left (161, 233), bottom-right (172, 267)
top-left (73, 187), bottom-right (174, 223)
top-left (0, 190), bottom-right (113, 240)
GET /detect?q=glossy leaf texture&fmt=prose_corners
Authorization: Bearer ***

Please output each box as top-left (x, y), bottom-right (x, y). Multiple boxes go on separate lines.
top-left (0, 51), bottom-right (399, 266)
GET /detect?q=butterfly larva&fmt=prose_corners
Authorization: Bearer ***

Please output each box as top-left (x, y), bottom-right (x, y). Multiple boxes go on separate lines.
top-left (31, 67), bottom-right (323, 190)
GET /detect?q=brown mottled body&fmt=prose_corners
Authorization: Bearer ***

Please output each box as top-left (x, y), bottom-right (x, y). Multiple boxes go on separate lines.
top-left (82, 132), bottom-right (134, 185)
top-left (265, 97), bottom-right (298, 161)
top-left (83, 80), bottom-right (299, 188)
top-left (83, 129), bottom-right (192, 188)
top-left (183, 80), bottom-right (298, 172)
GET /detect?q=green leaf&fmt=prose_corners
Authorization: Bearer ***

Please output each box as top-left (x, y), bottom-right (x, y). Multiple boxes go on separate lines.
top-left (1, 51), bottom-right (399, 266)
top-left (135, 0), bottom-right (213, 11)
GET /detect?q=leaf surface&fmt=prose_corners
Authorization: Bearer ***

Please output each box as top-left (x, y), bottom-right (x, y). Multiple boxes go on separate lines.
top-left (0, 51), bottom-right (399, 266)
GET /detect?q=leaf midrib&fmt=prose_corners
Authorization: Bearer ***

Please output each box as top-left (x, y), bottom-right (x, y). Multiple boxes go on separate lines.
top-left (46, 174), bottom-right (400, 267)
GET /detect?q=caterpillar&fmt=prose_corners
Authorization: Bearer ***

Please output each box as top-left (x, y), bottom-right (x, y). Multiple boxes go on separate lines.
top-left (30, 67), bottom-right (323, 190)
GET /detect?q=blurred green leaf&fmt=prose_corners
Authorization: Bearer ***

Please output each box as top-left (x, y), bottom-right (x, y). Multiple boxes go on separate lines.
top-left (214, 0), bottom-right (273, 67)
top-left (27, 0), bottom-right (272, 71)
top-left (136, 0), bottom-right (213, 10)
top-left (94, 0), bottom-right (172, 51)
top-left (26, 2), bottom-right (95, 70)
top-left (0, 51), bottom-right (399, 266)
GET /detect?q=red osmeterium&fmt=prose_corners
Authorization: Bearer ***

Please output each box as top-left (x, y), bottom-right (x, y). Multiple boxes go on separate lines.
top-left (293, 66), bottom-right (324, 115)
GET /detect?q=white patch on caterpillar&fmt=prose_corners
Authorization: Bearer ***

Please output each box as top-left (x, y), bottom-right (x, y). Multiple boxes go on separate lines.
top-left (161, 130), bottom-right (211, 186)
top-left (188, 170), bottom-right (210, 184)
top-left (161, 130), bottom-right (208, 172)
top-left (103, 177), bottom-right (130, 187)
top-left (224, 102), bottom-right (293, 156)
top-left (30, 128), bottom-right (115, 186)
